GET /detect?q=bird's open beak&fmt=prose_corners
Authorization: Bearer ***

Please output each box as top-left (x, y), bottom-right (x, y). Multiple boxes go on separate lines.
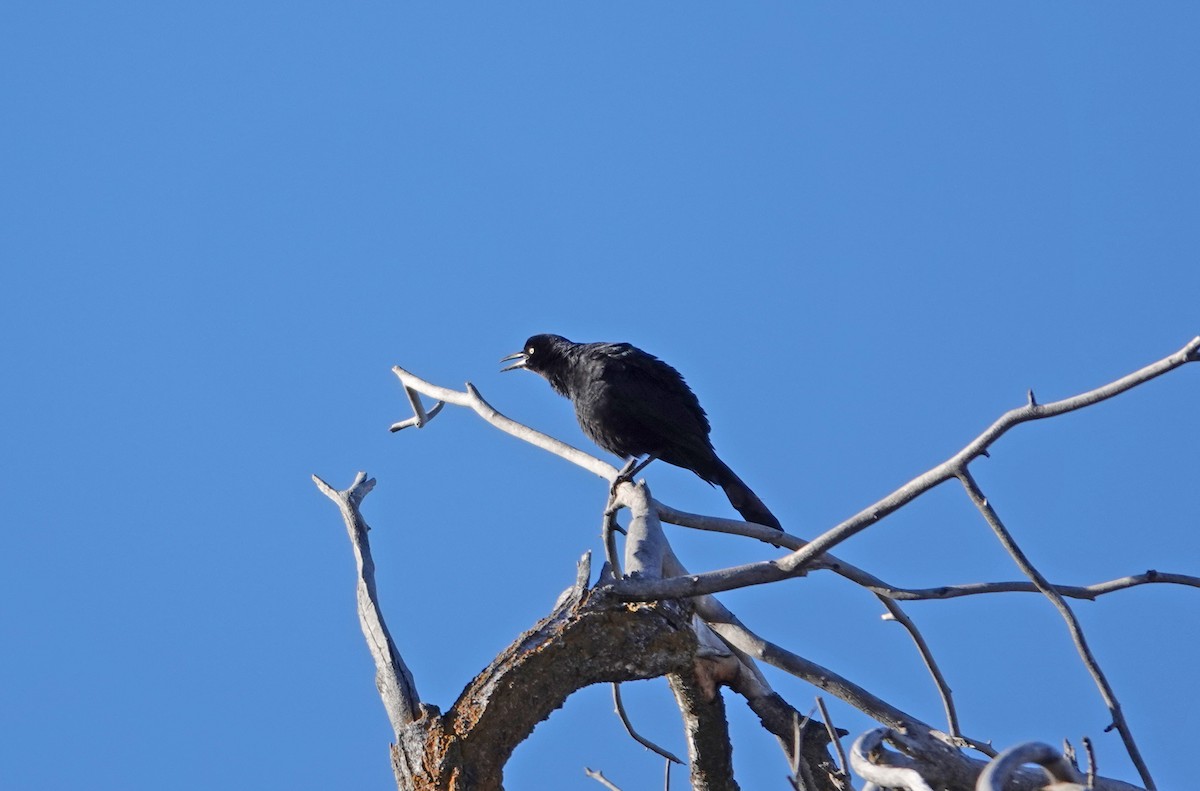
top-left (499, 351), bottom-right (528, 372)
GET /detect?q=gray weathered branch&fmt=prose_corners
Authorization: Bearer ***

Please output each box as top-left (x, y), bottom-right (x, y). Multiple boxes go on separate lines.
top-left (654, 505), bottom-right (1200, 602)
top-left (584, 768), bottom-right (625, 791)
top-left (958, 468), bottom-right (1155, 790)
top-left (391, 367), bottom-right (616, 481)
top-left (876, 594), bottom-right (963, 744)
top-left (315, 472), bottom-right (708, 791)
top-left (610, 336), bottom-right (1200, 602)
top-left (685, 580), bottom-right (1142, 791)
top-left (976, 742), bottom-right (1084, 791)
top-left (852, 729), bottom-right (934, 791)
top-left (312, 472), bottom-right (420, 737)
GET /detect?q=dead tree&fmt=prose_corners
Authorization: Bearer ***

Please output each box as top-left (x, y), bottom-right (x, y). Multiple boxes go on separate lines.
top-left (314, 336), bottom-right (1199, 791)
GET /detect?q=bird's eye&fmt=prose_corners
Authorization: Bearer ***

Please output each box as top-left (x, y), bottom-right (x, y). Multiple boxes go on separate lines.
top-left (527, 346), bottom-right (535, 355)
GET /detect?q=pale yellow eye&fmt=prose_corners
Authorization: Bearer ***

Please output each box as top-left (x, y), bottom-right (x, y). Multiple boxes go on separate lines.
top-left (527, 347), bottom-right (535, 355)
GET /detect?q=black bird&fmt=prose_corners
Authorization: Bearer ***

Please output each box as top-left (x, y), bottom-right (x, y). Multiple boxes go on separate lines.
top-left (501, 334), bottom-right (782, 530)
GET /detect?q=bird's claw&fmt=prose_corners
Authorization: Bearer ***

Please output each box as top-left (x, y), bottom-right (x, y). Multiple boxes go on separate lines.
top-left (609, 456), bottom-right (655, 500)
top-left (609, 462), bottom-right (636, 500)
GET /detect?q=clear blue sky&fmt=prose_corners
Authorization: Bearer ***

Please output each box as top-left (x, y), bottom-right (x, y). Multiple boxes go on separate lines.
top-left (2, 4), bottom-right (1197, 790)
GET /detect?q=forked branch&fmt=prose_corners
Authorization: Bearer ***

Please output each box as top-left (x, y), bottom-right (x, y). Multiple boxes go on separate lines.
top-left (312, 472), bottom-right (420, 737)
top-left (608, 336), bottom-right (1200, 601)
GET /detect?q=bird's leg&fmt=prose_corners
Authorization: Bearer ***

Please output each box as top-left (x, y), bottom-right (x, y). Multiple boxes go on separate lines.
top-left (609, 457), bottom-right (640, 500)
top-left (609, 455), bottom-right (658, 499)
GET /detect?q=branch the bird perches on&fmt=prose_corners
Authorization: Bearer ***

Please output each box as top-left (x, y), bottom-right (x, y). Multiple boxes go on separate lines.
top-left (314, 335), bottom-right (1197, 790)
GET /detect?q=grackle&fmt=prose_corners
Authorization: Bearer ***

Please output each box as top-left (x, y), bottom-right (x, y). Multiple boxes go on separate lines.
top-left (501, 334), bottom-right (781, 530)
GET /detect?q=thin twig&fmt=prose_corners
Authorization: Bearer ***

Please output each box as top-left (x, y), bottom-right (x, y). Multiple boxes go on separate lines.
top-left (877, 596), bottom-right (960, 739)
top-left (859, 571), bottom-right (1200, 601)
top-left (815, 697), bottom-right (850, 782)
top-left (612, 683), bottom-right (684, 765)
top-left (790, 708), bottom-right (818, 791)
top-left (1084, 736), bottom-right (1098, 789)
top-left (391, 367), bottom-right (617, 480)
top-left (602, 488), bottom-right (625, 580)
top-left (957, 468), bottom-right (1155, 791)
top-left (789, 712), bottom-right (803, 785)
top-left (389, 387), bottom-right (446, 432)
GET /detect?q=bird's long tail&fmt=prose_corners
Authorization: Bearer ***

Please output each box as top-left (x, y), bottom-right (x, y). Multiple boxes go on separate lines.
top-left (711, 458), bottom-right (782, 530)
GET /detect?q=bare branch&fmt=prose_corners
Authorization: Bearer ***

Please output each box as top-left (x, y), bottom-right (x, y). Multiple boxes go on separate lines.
top-left (584, 768), bottom-right (624, 791)
top-left (952, 336), bottom-right (1199, 467)
top-left (858, 570), bottom-right (1200, 602)
top-left (661, 550), bottom-right (847, 791)
top-left (850, 729), bottom-right (934, 791)
top-left (1084, 736), bottom-right (1098, 789)
top-left (389, 384), bottom-right (446, 432)
top-left (976, 742), bottom-right (1085, 791)
top-left (667, 671), bottom-right (739, 790)
top-left (612, 337), bottom-right (1200, 602)
top-left (685, 590), bottom-right (1143, 791)
top-left (619, 479), bottom-right (667, 580)
top-left (612, 683), bottom-right (684, 765)
top-left (553, 551), bottom-right (593, 611)
top-left (958, 469), bottom-right (1156, 791)
top-left (377, 340), bottom-right (1197, 789)
top-left (877, 595), bottom-right (962, 742)
top-left (656, 503), bottom-right (1200, 602)
top-left (601, 511), bottom-right (624, 581)
top-left (789, 711), bottom-right (805, 787)
top-left (312, 472), bottom-right (420, 738)
top-left (788, 709), bottom-right (818, 791)
top-left (655, 550), bottom-right (936, 750)
top-left (426, 589), bottom-right (696, 788)
top-left (814, 697), bottom-right (851, 787)
top-left (391, 366), bottom-right (617, 481)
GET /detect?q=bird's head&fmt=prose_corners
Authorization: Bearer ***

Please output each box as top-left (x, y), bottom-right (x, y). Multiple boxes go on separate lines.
top-left (500, 334), bottom-right (573, 376)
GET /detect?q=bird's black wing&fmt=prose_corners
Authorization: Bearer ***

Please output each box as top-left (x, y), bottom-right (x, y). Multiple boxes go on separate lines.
top-left (582, 343), bottom-right (719, 478)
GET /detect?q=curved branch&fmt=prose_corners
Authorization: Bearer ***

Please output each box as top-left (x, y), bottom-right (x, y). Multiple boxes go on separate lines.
top-left (876, 595), bottom-right (963, 743)
top-left (433, 588), bottom-right (697, 788)
top-left (976, 742), bottom-right (1084, 791)
top-left (611, 683), bottom-right (684, 765)
top-left (851, 729), bottom-right (935, 791)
